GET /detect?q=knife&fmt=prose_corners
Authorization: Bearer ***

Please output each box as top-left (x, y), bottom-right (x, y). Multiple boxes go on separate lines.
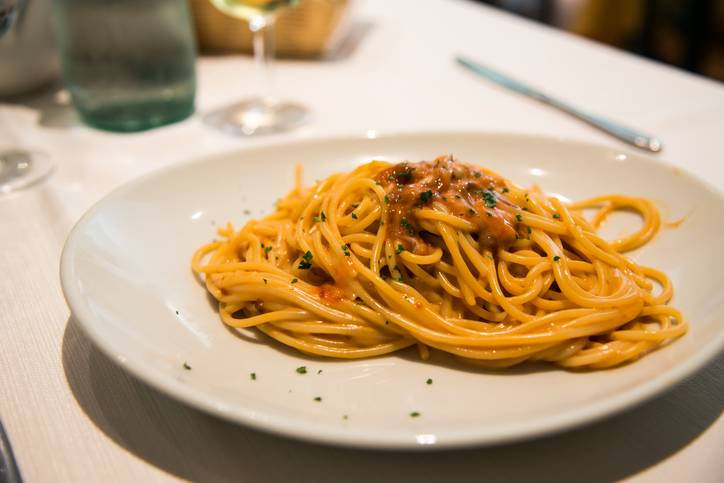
top-left (456, 56), bottom-right (662, 153)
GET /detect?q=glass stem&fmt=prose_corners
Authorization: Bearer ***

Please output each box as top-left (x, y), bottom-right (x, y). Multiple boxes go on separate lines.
top-left (250, 14), bottom-right (277, 111)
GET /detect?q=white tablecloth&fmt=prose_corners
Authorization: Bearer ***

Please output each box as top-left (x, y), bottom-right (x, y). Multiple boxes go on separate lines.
top-left (2, 0), bottom-right (724, 481)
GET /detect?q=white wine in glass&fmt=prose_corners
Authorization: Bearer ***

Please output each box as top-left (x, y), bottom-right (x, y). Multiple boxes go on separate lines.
top-left (204, 0), bottom-right (309, 136)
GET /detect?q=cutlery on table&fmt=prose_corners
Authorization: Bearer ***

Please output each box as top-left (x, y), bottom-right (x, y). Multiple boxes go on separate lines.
top-left (0, 418), bottom-right (22, 483)
top-left (456, 56), bottom-right (662, 153)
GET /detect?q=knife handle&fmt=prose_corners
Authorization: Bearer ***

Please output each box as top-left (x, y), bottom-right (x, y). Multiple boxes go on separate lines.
top-left (539, 95), bottom-right (662, 152)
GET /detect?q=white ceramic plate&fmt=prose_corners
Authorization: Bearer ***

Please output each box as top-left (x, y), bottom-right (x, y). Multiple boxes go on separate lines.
top-left (60, 132), bottom-right (724, 449)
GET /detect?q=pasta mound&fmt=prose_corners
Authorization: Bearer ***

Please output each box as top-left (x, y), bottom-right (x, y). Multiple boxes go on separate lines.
top-left (192, 155), bottom-right (687, 369)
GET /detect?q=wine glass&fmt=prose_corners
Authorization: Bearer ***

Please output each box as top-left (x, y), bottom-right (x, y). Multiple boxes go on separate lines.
top-left (0, 0), bottom-right (55, 194)
top-left (203, 0), bottom-right (309, 136)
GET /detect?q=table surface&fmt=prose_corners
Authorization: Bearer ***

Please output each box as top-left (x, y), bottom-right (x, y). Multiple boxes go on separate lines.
top-left (2, 0), bottom-right (724, 481)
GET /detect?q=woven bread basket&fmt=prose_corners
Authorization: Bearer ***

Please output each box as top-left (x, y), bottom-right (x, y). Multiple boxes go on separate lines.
top-left (189, 0), bottom-right (353, 58)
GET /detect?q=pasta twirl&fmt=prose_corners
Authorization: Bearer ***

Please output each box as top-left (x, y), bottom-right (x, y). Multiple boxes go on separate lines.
top-left (192, 155), bottom-right (687, 369)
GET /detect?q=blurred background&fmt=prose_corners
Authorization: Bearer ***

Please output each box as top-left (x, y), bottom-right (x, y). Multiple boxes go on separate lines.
top-left (475, 0), bottom-right (724, 82)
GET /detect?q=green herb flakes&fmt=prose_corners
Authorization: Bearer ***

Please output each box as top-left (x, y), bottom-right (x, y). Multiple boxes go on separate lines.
top-left (296, 366), bottom-right (307, 374)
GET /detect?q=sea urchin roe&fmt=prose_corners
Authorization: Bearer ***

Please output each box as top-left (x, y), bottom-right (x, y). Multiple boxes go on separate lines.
top-left (375, 155), bottom-right (518, 254)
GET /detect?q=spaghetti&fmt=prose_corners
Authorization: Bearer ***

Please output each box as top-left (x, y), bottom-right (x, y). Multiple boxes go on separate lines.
top-left (192, 155), bottom-right (687, 369)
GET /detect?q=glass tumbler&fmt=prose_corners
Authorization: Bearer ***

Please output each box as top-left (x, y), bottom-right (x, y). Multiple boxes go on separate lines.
top-left (52, 0), bottom-right (197, 132)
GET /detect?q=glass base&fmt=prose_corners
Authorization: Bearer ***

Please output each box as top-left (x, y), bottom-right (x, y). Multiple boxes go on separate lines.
top-left (203, 100), bottom-right (309, 136)
top-left (75, 96), bottom-right (195, 133)
top-left (0, 151), bottom-right (55, 194)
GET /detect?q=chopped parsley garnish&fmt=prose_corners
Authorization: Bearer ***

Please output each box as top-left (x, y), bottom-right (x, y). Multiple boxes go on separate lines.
top-left (344, 252), bottom-right (351, 257)
top-left (410, 412), bottom-right (420, 418)
top-left (527, 226), bottom-right (532, 234)
top-left (291, 278), bottom-right (298, 284)
top-left (469, 209), bottom-right (476, 214)
top-left (502, 187), bottom-right (509, 193)
top-left (341, 244), bottom-right (348, 250)
top-left (318, 370), bottom-right (322, 374)
top-left (313, 216), bottom-right (320, 222)
top-left (265, 246), bottom-right (272, 253)
top-left (482, 191), bottom-right (496, 208)
top-left (298, 259), bottom-right (312, 269)
top-left (351, 213), bottom-right (358, 219)
top-left (379, 220), bottom-right (385, 225)
top-left (321, 212), bottom-right (327, 222)
top-left (384, 195), bottom-right (390, 203)
top-left (250, 373), bottom-right (256, 380)
top-left (516, 213), bottom-right (523, 221)
top-left (388, 174), bottom-right (396, 180)
top-left (420, 190), bottom-right (434, 202)
top-left (395, 244), bottom-right (406, 255)
top-left (554, 256), bottom-right (561, 261)
top-left (263, 278), bottom-right (267, 284)
top-left (474, 172), bottom-right (481, 178)
top-left (296, 366), bottom-right (307, 374)
top-left (314, 397), bottom-right (322, 402)
top-left (426, 378), bottom-right (433, 385)
top-left (397, 278), bottom-right (405, 283)
top-left (397, 184), bottom-right (404, 189)
top-left (183, 363), bottom-right (191, 370)
top-left (553, 213), bottom-right (561, 219)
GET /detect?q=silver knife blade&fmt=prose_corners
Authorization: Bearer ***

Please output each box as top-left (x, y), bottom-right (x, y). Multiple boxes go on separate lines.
top-left (456, 56), bottom-right (662, 152)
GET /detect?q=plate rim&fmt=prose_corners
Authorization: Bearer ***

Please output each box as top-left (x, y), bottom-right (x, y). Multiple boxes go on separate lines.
top-left (60, 130), bottom-right (724, 449)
